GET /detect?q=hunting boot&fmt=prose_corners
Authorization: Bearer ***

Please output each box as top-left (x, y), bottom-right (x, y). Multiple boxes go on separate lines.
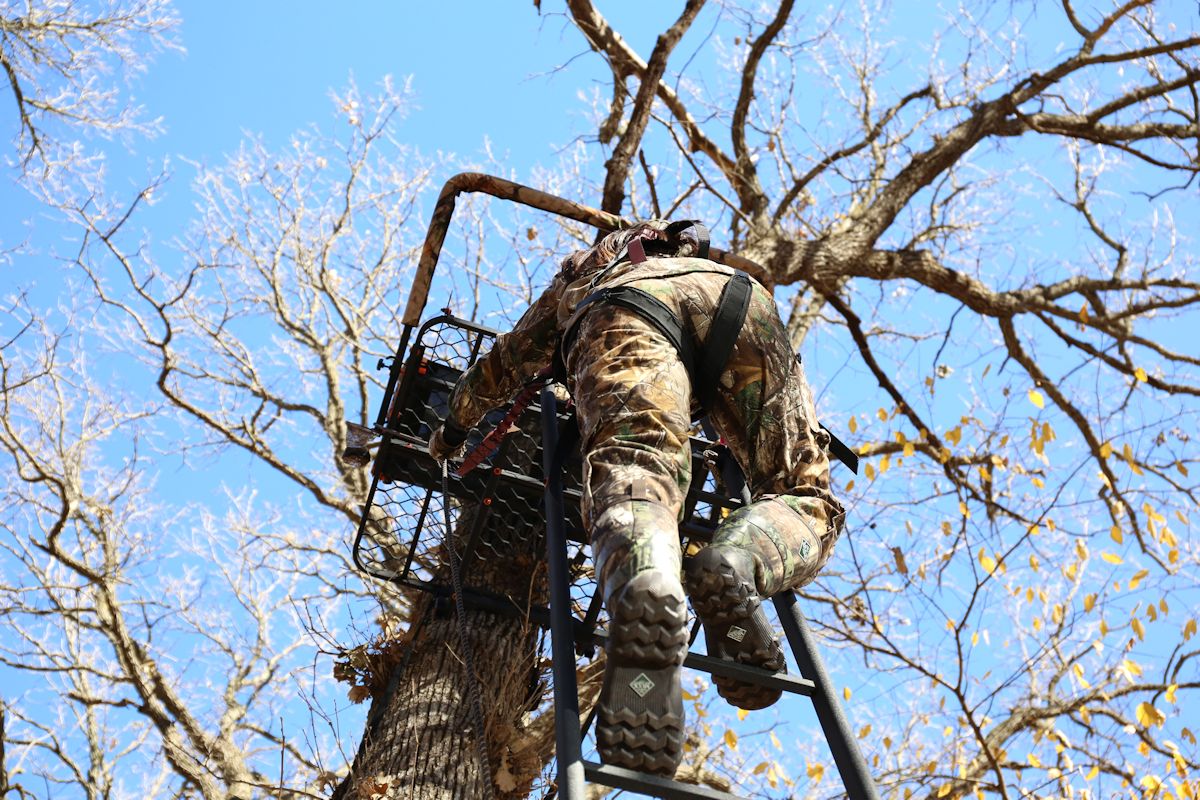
top-left (591, 500), bottom-right (689, 777)
top-left (684, 495), bottom-right (830, 710)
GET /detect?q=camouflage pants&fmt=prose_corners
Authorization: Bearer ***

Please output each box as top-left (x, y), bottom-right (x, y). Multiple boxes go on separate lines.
top-left (567, 275), bottom-right (845, 603)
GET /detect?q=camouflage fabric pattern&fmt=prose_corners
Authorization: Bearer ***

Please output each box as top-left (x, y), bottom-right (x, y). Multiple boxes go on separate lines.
top-left (708, 495), bottom-right (839, 598)
top-left (443, 225), bottom-right (844, 602)
top-left (566, 277), bottom-right (844, 601)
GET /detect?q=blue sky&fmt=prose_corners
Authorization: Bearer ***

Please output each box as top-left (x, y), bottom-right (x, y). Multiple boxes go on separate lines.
top-left (3, 3), bottom-right (1197, 797)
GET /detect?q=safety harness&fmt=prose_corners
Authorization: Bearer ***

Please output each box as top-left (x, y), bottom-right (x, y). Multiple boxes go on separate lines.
top-left (457, 219), bottom-right (858, 474)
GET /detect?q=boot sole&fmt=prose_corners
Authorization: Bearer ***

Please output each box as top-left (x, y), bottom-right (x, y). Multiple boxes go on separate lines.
top-left (597, 571), bottom-right (688, 776)
top-left (686, 550), bottom-right (786, 711)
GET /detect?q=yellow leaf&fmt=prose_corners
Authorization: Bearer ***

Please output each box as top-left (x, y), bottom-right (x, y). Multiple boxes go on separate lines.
top-left (1166, 684), bottom-right (1178, 703)
top-left (724, 728), bottom-right (738, 749)
top-left (880, 454), bottom-right (891, 473)
top-left (971, 632), bottom-right (979, 646)
top-left (807, 760), bottom-right (825, 781)
top-left (1028, 753), bottom-right (1042, 768)
top-left (844, 686), bottom-right (852, 700)
top-left (1141, 775), bottom-right (1162, 792)
top-left (1183, 618), bottom-right (1197, 641)
top-left (858, 724), bottom-right (872, 739)
top-left (1100, 441), bottom-right (1113, 458)
top-left (848, 416), bottom-right (858, 434)
top-left (1177, 462), bottom-right (1189, 477)
top-left (1086, 765), bottom-right (1099, 781)
top-left (1182, 728), bottom-right (1196, 745)
top-left (1028, 389), bottom-right (1045, 409)
top-left (1111, 526), bottom-right (1124, 544)
top-left (1084, 594), bottom-right (1097, 612)
top-left (1101, 552), bottom-right (1123, 565)
top-left (960, 501), bottom-right (971, 519)
top-left (1134, 367), bottom-right (1147, 382)
top-left (1132, 617), bottom-right (1145, 641)
top-left (1032, 476), bottom-right (1045, 489)
top-left (877, 407), bottom-right (888, 421)
top-left (893, 548), bottom-right (909, 575)
top-left (753, 761), bottom-right (769, 775)
top-left (978, 548), bottom-right (997, 575)
top-left (937, 783), bottom-right (952, 798)
top-left (1129, 569), bottom-right (1149, 590)
top-left (904, 442), bottom-right (915, 457)
top-left (737, 708), bottom-right (749, 721)
top-left (865, 463), bottom-right (876, 480)
top-left (770, 731), bottom-right (782, 750)
top-left (1029, 554), bottom-right (1040, 571)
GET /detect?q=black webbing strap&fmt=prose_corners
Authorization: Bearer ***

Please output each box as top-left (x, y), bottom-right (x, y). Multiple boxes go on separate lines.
top-left (557, 285), bottom-right (698, 385)
top-left (695, 270), bottom-right (751, 411)
top-left (665, 219), bottom-right (710, 259)
top-left (821, 424), bottom-right (860, 474)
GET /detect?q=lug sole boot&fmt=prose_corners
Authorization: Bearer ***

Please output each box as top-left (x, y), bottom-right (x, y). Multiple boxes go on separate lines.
top-left (685, 545), bottom-right (786, 710)
top-left (596, 569), bottom-right (689, 776)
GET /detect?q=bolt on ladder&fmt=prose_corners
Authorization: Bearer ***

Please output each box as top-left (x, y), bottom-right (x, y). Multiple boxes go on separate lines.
top-left (540, 387), bottom-right (882, 800)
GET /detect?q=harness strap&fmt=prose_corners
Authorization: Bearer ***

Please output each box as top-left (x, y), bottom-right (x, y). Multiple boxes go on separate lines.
top-left (695, 270), bottom-right (751, 410)
top-left (558, 285), bottom-right (697, 385)
top-left (665, 219), bottom-right (710, 259)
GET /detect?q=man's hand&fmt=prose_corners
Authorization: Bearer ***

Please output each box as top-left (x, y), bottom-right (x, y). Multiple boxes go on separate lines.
top-left (428, 417), bottom-right (469, 462)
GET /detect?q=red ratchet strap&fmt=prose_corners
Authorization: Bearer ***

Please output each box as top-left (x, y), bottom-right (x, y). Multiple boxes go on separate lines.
top-left (454, 367), bottom-right (555, 477)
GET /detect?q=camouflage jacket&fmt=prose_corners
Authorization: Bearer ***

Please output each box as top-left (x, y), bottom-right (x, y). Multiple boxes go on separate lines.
top-left (447, 256), bottom-right (747, 429)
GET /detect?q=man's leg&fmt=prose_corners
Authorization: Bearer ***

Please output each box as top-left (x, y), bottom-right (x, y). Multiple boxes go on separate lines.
top-left (570, 305), bottom-right (694, 776)
top-left (684, 283), bottom-right (845, 709)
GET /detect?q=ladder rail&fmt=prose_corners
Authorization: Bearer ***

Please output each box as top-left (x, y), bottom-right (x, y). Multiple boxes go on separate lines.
top-left (775, 592), bottom-right (881, 800)
top-left (542, 388), bottom-right (587, 799)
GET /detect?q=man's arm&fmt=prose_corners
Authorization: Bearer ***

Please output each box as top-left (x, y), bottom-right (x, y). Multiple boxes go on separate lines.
top-left (429, 278), bottom-right (564, 460)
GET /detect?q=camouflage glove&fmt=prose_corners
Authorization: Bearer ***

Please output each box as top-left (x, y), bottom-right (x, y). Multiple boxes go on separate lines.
top-left (428, 417), bottom-right (469, 462)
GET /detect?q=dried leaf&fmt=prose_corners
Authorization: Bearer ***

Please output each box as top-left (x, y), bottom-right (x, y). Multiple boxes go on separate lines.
top-left (1136, 702), bottom-right (1165, 728)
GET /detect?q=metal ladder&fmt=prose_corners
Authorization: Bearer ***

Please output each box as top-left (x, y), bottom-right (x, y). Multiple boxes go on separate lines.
top-left (539, 387), bottom-right (882, 800)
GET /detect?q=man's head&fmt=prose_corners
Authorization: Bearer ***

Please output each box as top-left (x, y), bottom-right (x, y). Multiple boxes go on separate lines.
top-left (559, 219), bottom-right (702, 280)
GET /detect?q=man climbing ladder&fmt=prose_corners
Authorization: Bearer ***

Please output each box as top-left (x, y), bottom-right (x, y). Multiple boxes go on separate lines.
top-left (428, 219), bottom-right (845, 777)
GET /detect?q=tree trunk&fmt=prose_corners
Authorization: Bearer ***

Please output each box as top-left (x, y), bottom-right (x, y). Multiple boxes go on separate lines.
top-left (338, 600), bottom-right (540, 799)
top-left (338, 412), bottom-right (560, 799)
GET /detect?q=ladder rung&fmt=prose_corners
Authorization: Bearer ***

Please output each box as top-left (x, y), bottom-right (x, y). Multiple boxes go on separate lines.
top-left (683, 650), bottom-right (815, 696)
top-left (586, 630), bottom-right (817, 696)
top-left (583, 761), bottom-right (747, 800)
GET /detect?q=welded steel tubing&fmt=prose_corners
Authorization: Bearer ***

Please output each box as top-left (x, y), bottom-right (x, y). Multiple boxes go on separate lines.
top-left (541, 388), bottom-right (586, 800)
top-left (774, 592), bottom-right (881, 800)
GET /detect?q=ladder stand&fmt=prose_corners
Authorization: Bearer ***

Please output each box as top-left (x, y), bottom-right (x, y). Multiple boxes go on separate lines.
top-left (349, 172), bottom-right (881, 800)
